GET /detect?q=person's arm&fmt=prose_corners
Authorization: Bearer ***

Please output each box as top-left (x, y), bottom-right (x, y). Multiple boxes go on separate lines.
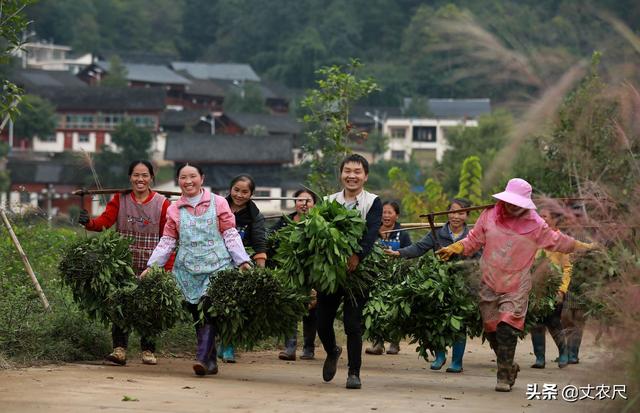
top-left (558, 253), bottom-right (572, 294)
top-left (216, 197), bottom-right (251, 267)
top-left (84, 194), bottom-right (120, 231)
top-left (458, 209), bottom-right (489, 256)
top-left (158, 197), bottom-right (170, 233)
top-left (356, 197), bottom-right (383, 260)
top-left (250, 212), bottom-right (268, 267)
top-left (147, 206), bottom-right (178, 268)
top-left (536, 225), bottom-right (578, 254)
top-left (398, 232), bottom-right (435, 258)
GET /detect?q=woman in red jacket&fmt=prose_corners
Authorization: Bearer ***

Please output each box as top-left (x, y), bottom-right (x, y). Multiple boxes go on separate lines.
top-left (79, 160), bottom-right (171, 366)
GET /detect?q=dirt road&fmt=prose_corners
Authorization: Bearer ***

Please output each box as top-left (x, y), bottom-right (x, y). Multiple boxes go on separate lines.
top-left (0, 330), bottom-right (619, 412)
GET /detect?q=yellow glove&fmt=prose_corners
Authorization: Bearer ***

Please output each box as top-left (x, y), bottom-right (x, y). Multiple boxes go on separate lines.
top-left (574, 240), bottom-right (599, 251)
top-left (436, 241), bottom-right (464, 261)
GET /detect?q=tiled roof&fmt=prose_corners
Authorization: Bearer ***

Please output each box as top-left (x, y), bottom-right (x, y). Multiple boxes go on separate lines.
top-left (170, 62), bottom-right (260, 82)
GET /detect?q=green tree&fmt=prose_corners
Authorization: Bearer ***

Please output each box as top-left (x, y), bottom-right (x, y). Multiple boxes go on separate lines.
top-left (12, 95), bottom-right (57, 140)
top-left (223, 83), bottom-right (267, 114)
top-left (300, 59), bottom-right (379, 194)
top-left (101, 55), bottom-right (128, 88)
top-left (438, 110), bottom-right (512, 194)
top-left (456, 155), bottom-right (483, 205)
top-left (93, 120), bottom-right (153, 187)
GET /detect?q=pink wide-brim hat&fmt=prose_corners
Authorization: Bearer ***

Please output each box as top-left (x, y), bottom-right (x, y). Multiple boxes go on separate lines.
top-left (492, 178), bottom-right (537, 210)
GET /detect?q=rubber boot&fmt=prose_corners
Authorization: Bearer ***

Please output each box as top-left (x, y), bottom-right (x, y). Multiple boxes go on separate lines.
top-left (279, 336), bottom-right (297, 361)
top-left (530, 327), bottom-right (546, 369)
top-left (222, 344), bottom-right (236, 363)
top-left (495, 323), bottom-right (519, 392)
top-left (386, 342), bottom-right (400, 355)
top-left (567, 328), bottom-right (583, 364)
top-left (193, 324), bottom-right (218, 375)
top-left (365, 341), bottom-right (384, 355)
top-left (301, 310), bottom-right (316, 360)
top-left (430, 350), bottom-right (447, 370)
top-left (446, 339), bottom-right (466, 373)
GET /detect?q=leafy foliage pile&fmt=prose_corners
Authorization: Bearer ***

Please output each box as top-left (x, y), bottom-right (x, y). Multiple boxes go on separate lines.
top-left (525, 253), bottom-right (564, 333)
top-left (274, 200), bottom-right (367, 294)
top-left (205, 267), bottom-right (309, 349)
top-left (107, 267), bottom-right (186, 338)
top-left (571, 249), bottom-right (619, 320)
top-left (363, 254), bottom-right (482, 359)
top-left (58, 229), bottom-right (136, 323)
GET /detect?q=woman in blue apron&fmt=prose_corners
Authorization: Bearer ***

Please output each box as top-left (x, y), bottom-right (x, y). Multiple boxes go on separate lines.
top-left (366, 201), bottom-right (411, 355)
top-left (143, 163), bottom-right (251, 376)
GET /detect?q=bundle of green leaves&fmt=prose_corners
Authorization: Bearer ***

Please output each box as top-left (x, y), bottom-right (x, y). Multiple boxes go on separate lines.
top-left (205, 267), bottom-right (309, 349)
top-left (274, 200), bottom-right (365, 294)
top-left (106, 267), bottom-right (186, 338)
top-left (571, 249), bottom-right (619, 320)
top-left (58, 229), bottom-right (135, 322)
top-left (524, 252), bottom-right (564, 334)
top-left (363, 254), bottom-right (481, 359)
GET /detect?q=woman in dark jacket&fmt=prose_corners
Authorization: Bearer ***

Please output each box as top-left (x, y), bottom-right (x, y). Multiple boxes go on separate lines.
top-left (272, 189), bottom-right (319, 361)
top-left (220, 174), bottom-right (267, 362)
top-left (366, 201), bottom-right (411, 355)
top-left (385, 198), bottom-right (479, 373)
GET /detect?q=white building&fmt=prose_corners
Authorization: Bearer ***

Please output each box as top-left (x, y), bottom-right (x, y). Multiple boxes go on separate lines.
top-left (381, 99), bottom-right (491, 165)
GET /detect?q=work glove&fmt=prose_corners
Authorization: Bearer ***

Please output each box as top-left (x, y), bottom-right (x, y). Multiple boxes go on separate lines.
top-left (435, 241), bottom-right (464, 261)
top-left (78, 209), bottom-right (90, 225)
top-left (574, 240), bottom-right (599, 251)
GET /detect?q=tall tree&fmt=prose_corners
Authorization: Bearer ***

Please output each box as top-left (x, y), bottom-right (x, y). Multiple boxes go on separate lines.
top-left (101, 55), bottom-right (128, 88)
top-left (12, 95), bottom-right (57, 140)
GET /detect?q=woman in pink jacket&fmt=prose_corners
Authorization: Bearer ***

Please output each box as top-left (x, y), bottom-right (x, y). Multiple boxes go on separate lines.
top-left (437, 178), bottom-right (594, 392)
top-left (142, 163), bottom-right (250, 376)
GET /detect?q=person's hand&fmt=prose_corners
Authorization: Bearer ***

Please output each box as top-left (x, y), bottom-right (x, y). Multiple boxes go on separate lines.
top-left (308, 288), bottom-right (318, 310)
top-left (139, 267), bottom-right (150, 279)
top-left (239, 262), bottom-right (251, 272)
top-left (574, 240), bottom-right (599, 251)
top-left (254, 258), bottom-right (266, 268)
top-left (435, 241), bottom-right (464, 261)
top-left (78, 209), bottom-right (90, 225)
top-left (384, 249), bottom-right (401, 257)
top-left (555, 291), bottom-right (565, 304)
top-left (347, 254), bottom-right (360, 272)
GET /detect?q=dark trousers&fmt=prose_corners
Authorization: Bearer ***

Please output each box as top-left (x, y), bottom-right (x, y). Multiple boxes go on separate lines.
top-left (302, 308), bottom-right (318, 350)
top-left (531, 304), bottom-right (565, 354)
top-left (316, 289), bottom-right (367, 374)
top-left (112, 325), bottom-right (155, 352)
top-left (186, 298), bottom-right (214, 329)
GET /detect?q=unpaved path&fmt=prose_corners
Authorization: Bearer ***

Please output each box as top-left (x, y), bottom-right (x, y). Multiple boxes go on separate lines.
top-left (0, 330), bottom-right (616, 412)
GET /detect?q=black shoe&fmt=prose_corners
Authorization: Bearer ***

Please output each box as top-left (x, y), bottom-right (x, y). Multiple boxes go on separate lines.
top-left (346, 374), bottom-right (361, 389)
top-left (322, 346), bottom-right (342, 382)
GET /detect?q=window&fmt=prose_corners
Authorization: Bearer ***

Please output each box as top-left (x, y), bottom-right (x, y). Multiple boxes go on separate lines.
top-left (412, 126), bottom-right (437, 142)
top-left (65, 114), bottom-right (94, 129)
top-left (390, 127), bottom-right (406, 139)
top-left (131, 115), bottom-right (156, 128)
top-left (78, 133), bottom-right (90, 143)
top-left (19, 191), bottom-right (31, 204)
top-left (391, 150), bottom-right (406, 161)
top-left (39, 134), bottom-right (57, 142)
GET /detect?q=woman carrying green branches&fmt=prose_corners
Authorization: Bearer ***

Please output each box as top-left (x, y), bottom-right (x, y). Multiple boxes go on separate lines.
top-left (219, 174), bottom-right (268, 363)
top-left (271, 188), bottom-right (320, 361)
top-left (79, 160), bottom-right (171, 367)
top-left (366, 200), bottom-right (411, 356)
top-left (385, 198), bottom-right (478, 373)
top-left (142, 163), bottom-right (251, 376)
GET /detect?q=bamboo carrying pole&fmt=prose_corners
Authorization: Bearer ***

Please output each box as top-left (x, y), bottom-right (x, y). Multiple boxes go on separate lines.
top-left (71, 188), bottom-right (307, 201)
top-left (0, 208), bottom-right (50, 311)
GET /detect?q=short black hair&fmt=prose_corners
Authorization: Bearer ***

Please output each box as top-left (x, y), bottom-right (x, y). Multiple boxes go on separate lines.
top-left (339, 153), bottom-right (369, 175)
top-left (449, 197), bottom-right (471, 210)
top-left (128, 160), bottom-right (155, 178)
top-left (230, 174), bottom-right (256, 194)
top-left (293, 188), bottom-right (318, 204)
top-left (176, 163), bottom-right (204, 179)
top-left (382, 200), bottom-right (401, 215)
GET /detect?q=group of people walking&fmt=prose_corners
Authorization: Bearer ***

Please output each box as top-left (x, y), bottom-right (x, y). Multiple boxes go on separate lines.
top-left (79, 153), bottom-right (594, 392)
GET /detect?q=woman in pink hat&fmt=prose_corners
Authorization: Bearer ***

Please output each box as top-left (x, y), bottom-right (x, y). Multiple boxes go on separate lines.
top-left (436, 178), bottom-right (595, 392)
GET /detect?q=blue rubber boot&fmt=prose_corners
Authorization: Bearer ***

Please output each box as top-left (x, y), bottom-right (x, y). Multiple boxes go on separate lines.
top-left (216, 343), bottom-right (223, 360)
top-left (446, 339), bottom-right (466, 373)
top-left (222, 345), bottom-right (236, 363)
top-left (430, 350), bottom-right (447, 370)
top-left (530, 328), bottom-right (546, 369)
